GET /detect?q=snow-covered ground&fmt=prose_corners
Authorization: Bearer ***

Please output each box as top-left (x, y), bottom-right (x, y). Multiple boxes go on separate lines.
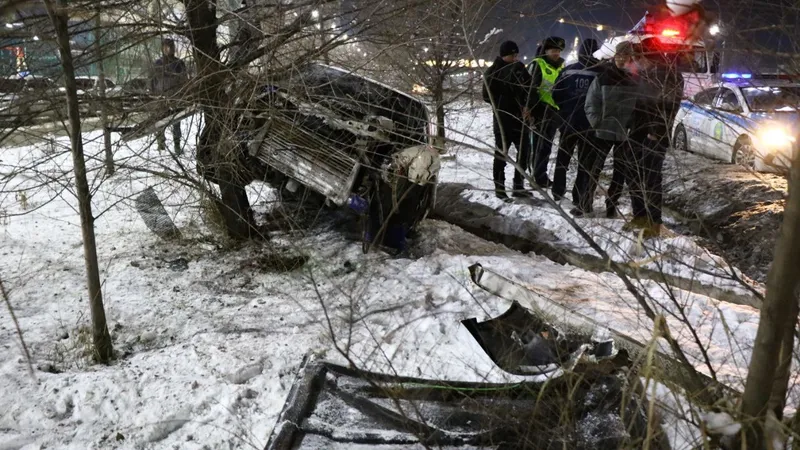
top-left (0, 105), bottom-right (778, 449)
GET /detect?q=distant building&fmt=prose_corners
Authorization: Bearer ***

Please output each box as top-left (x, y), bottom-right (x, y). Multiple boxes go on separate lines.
top-left (1, 2), bottom-right (162, 82)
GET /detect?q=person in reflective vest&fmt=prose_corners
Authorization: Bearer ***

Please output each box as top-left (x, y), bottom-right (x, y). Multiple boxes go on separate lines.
top-left (526, 36), bottom-right (565, 188)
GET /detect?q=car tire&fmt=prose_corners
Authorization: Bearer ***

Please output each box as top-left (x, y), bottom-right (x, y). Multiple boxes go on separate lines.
top-left (732, 137), bottom-right (756, 170)
top-left (673, 124), bottom-right (689, 153)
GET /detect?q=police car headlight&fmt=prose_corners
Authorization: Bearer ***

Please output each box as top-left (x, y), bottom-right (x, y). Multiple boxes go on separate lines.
top-left (757, 126), bottom-right (796, 150)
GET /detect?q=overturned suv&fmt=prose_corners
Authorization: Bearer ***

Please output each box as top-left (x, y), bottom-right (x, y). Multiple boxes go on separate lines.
top-left (240, 63), bottom-right (440, 251)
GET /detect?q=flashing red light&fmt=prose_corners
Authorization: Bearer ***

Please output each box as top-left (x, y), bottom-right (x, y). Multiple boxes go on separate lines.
top-left (661, 28), bottom-right (680, 37)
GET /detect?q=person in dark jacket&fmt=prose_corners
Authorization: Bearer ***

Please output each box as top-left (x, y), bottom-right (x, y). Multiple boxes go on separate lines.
top-left (527, 36), bottom-right (565, 188)
top-left (483, 40), bottom-right (534, 200)
top-left (613, 45), bottom-right (684, 236)
top-left (550, 38), bottom-right (602, 202)
top-left (151, 38), bottom-right (187, 154)
top-left (573, 41), bottom-right (639, 216)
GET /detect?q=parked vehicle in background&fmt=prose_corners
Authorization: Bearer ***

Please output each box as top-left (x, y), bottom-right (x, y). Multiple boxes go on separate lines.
top-left (673, 74), bottom-right (800, 172)
top-left (0, 73), bottom-right (56, 127)
top-left (61, 76), bottom-right (121, 96)
top-left (595, 11), bottom-right (720, 98)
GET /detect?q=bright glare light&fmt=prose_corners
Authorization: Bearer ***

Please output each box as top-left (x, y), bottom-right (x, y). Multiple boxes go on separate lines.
top-left (596, 25), bottom-right (604, 31)
top-left (661, 28), bottom-right (680, 37)
top-left (4, 23), bottom-right (12, 29)
top-left (423, 47), bottom-right (429, 52)
top-left (759, 126), bottom-right (796, 149)
top-left (709, 24), bottom-right (720, 35)
top-left (33, 35), bottom-right (39, 41)
top-left (311, 9), bottom-right (319, 19)
top-left (558, 18), bottom-right (565, 23)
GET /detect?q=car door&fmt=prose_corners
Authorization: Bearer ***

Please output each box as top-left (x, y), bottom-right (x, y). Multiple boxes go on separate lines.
top-left (683, 87), bottom-right (718, 156)
top-left (707, 87), bottom-right (743, 160)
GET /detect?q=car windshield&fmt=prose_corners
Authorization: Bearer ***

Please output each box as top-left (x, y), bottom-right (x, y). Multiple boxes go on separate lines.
top-left (742, 86), bottom-right (800, 112)
top-left (75, 79), bottom-right (95, 90)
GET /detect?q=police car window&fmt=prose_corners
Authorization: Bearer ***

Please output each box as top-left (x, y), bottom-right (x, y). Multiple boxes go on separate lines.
top-left (742, 86), bottom-right (800, 112)
top-left (675, 51), bottom-right (706, 73)
top-left (694, 88), bottom-right (718, 106)
top-left (717, 89), bottom-right (740, 111)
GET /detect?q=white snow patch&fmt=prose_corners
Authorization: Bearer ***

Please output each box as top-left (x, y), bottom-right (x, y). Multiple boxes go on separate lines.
top-left (703, 411), bottom-right (742, 436)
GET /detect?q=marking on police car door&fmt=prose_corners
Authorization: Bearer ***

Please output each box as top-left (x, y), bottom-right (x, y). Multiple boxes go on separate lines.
top-left (713, 122), bottom-right (723, 141)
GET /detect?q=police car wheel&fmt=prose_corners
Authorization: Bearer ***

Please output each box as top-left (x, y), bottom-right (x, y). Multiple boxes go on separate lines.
top-left (733, 138), bottom-right (756, 170)
top-left (673, 125), bottom-right (688, 153)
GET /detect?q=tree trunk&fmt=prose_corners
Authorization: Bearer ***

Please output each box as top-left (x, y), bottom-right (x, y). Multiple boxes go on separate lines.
top-left (94, 16), bottom-right (114, 177)
top-left (739, 151), bottom-right (800, 446)
top-left (765, 291), bottom-right (799, 436)
top-left (45, 0), bottom-right (113, 362)
top-left (184, 0), bottom-right (261, 240)
top-left (434, 75), bottom-right (445, 152)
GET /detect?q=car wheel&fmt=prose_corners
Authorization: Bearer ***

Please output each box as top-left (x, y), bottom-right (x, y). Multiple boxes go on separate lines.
top-left (733, 137), bottom-right (756, 170)
top-left (673, 124), bottom-right (689, 153)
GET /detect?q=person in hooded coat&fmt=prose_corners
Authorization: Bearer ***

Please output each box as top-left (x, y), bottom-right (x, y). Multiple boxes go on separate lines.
top-left (483, 40), bottom-right (534, 200)
top-left (612, 43), bottom-right (684, 237)
top-left (551, 38), bottom-right (603, 202)
top-left (526, 36), bottom-right (566, 188)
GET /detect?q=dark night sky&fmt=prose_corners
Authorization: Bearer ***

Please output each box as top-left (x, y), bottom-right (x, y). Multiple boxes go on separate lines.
top-left (474, 1), bottom-right (651, 58)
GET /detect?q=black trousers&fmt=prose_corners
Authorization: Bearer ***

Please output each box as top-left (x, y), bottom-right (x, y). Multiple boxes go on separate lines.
top-left (606, 140), bottom-right (666, 223)
top-left (157, 121), bottom-right (183, 154)
top-left (532, 108), bottom-right (560, 185)
top-left (606, 146), bottom-right (628, 210)
top-left (493, 117), bottom-right (531, 192)
top-left (574, 137), bottom-right (616, 212)
top-left (553, 128), bottom-right (591, 200)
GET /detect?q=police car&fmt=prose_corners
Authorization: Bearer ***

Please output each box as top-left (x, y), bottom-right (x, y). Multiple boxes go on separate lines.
top-left (672, 74), bottom-right (800, 172)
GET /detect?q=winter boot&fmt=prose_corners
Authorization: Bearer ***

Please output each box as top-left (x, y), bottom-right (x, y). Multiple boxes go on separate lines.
top-left (569, 207), bottom-right (585, 218)
top-left (512, 181), bottom-right (532, 198)
top-left (494, 173), bottom-right (512, 202)
top-left (641, 223), bottom-right (663, 239)
top-left (623, 216), bottom-right (651, 232)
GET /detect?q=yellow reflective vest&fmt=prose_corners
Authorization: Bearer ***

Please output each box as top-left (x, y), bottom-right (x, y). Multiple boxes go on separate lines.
top-left (531, 57), bottom-right (564, 109)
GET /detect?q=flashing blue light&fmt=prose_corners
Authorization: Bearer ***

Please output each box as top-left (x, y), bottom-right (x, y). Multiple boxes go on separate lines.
top-left (722, 73), bottom-right (752, 79)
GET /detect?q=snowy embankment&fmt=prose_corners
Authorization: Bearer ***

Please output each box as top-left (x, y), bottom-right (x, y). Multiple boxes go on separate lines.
top-left (0, 105), bottom-right (776, 449)
top-left (441, 104), bottom-right (763, 307)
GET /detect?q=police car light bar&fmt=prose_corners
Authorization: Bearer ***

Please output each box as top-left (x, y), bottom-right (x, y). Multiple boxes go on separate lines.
top-left (662, 28), bottom-right (681, 36)
top-left (722, 73), bottom-right (752, 79)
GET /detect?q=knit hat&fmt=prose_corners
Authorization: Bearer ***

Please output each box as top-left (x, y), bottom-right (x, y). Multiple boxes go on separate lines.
top-left (579, 38), bottom-right (599, 57)
top-left (499, 41), bottom-right (520, 57)
top-left (542, 36), bottom-right (566, 51)
top-left (615, 40), bottom-right (635, 57)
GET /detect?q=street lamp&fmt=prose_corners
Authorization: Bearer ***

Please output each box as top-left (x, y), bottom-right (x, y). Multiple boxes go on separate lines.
top-left (709, 24), bottom-right (720, 35)
top-left (558, 18), bottom-right (565, 23)
top-left (423, 47), bottom-right (429, 52)
top-left (596, 24), bottom-right (604, 31)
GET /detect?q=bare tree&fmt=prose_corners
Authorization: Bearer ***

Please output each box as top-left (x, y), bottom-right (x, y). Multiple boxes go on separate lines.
top-left (368, 0), bottom-right (493, 149)
top-left (43, 0), bottom-right (113, 362)
top-left (738, 154), bottom-right (800, 445)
